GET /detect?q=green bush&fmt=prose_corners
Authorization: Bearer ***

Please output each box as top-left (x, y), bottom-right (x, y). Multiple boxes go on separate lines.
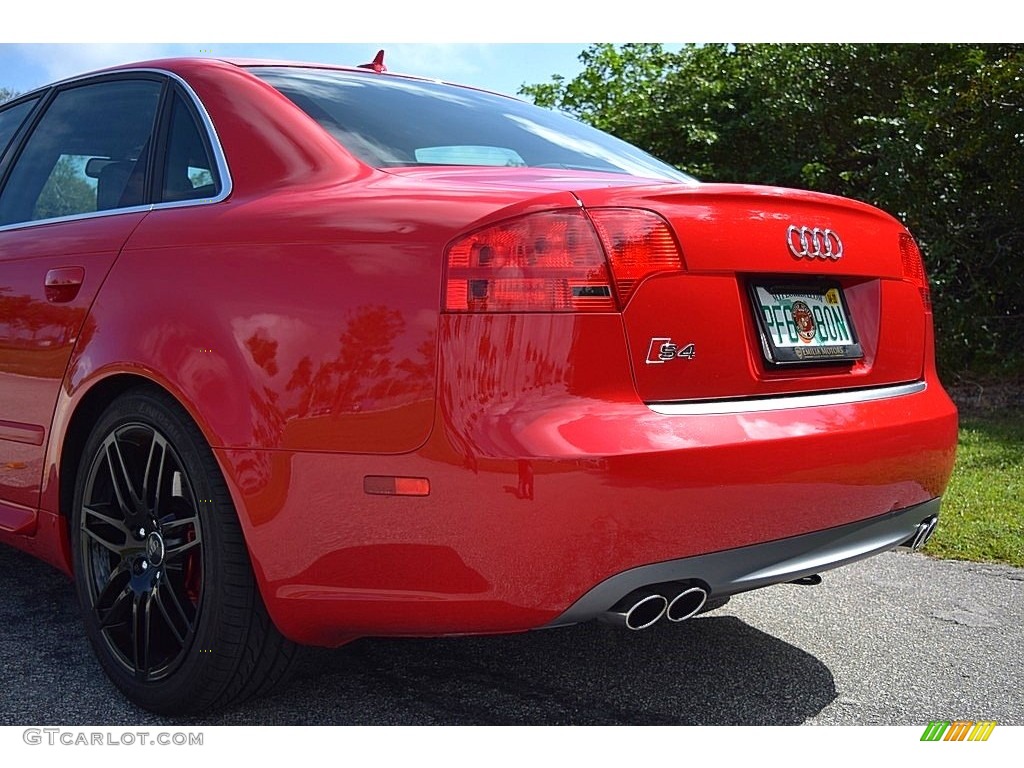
top-left (523, 44), bottom-right (1024, 375)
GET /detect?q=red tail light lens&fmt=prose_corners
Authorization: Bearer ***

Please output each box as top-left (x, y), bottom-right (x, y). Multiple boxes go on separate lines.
top-left (899, 233), bottom-right (932, 311)
top-left (444, 208), bottom-right (685, 313)
top-left (444, 210), bottom-right (615, 312)
top-left (588, 208), bottom-right (685, 306)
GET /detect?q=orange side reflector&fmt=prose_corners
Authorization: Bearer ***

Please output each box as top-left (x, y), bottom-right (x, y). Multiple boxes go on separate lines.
top-left (363, 476), bottom-right (430, 496)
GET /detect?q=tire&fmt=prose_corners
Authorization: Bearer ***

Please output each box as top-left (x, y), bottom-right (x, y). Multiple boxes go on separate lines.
top-left (71, 387), bottom-right (297, 714)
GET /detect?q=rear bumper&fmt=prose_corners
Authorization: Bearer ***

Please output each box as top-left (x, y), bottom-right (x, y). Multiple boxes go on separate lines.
top-left (218, 373), bottom-right (957, 646)
top-left (546, 497), bottom-right (940, 628)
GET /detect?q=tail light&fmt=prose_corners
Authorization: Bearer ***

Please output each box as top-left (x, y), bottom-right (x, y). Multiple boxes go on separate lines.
top-left (444, 208), bottom-right (684, 312)
top-left (444, 210), bottom-right (613, 312)
top-left (899, 232), bottom-right (932, 312)
top-left (588, 209), bottom-right (685, 306)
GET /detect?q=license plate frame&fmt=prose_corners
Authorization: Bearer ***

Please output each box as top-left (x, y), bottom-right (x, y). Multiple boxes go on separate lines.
top-left (749, 281), bottom-right (863, 365)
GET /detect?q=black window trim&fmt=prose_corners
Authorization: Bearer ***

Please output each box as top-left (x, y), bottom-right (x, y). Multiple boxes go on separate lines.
top-left (150, 82), bottom-right (223, 205)
top-left (0, 90), bottom-right (56, 185)
top-left (0, 93), bottom-right (45, 178)
top-left (0, 68), bottom-right (233, 234)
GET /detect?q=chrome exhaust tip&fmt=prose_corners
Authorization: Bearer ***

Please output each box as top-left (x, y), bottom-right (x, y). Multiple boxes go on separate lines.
top-left (665, 586), bottom-right (708, 622)
top-left (601, 594), bottom-right (668, 630)
top-left (902, 515), bottom-right (939, 551)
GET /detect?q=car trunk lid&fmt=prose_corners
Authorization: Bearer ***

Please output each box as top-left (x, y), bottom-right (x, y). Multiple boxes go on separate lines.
top-left (574, 183), bottom-right (928, 403)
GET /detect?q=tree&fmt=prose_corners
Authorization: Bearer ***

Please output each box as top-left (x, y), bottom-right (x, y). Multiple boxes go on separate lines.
top-left (523, 44), bottom-right (1024, 374)
top-left (0, 87), bottom-right (18, 104)
top-left (32, 156), bottom-right (97, 220)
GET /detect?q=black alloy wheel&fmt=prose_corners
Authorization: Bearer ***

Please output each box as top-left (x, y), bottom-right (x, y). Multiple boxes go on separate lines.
top-left (72, 388), bottom-right (296, 714)
top-left (78, 421), bottom-right (203, 682)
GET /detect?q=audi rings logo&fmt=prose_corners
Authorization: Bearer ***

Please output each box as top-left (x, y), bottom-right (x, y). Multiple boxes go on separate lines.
top-left (787, 225), bottom-right (843, 261)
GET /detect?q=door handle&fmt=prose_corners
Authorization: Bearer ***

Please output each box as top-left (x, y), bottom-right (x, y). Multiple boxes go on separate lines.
top-left (45, 266), bottom-right (85, 303)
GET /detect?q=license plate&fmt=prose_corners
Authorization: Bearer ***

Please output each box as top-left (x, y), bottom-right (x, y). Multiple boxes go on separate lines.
top-left (750, 283), bottom-right (863, 365)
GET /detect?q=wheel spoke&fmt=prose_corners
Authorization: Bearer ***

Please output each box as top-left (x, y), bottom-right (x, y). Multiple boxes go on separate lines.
top-left (82, 526), bottom-right (124, 556)
top-left (99, 589), bottom-right (130, 626)
top-left (94, 560), bottom-right (130, 606)
top-left (153, 583), bottom-right (187, 646)
top-left (105, 435), bottom-right (141, 517)
top-left (82, 505), bottom-right (131, 555)
top-left (161, 514), bottom-right (199, 534)
top-left (164, 535), bottom-right (201, 561)
top-left (162, 518), bottom-right (200, 565)
top-left (99, 585), bottom-right (133, 629)
top-left (131, 592), bottom-right (148, 677)
top-left (159, 571), bottom-right (195, 632)
top-left (143, 434), bottom-right (167, 519)
top-left (83, 504), bottom-right (131, 534)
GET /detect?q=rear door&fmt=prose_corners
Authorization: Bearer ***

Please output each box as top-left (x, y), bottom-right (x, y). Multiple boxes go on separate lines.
top-left (0, 76), bottom-right (164, 532)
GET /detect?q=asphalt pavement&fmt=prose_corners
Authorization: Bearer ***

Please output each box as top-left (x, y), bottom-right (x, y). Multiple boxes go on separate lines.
top-left (1, 544), bottom-right (1021, 725)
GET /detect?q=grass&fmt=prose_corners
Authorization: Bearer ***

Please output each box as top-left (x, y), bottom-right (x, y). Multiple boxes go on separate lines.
top-left (924, 408), bottom-right (1024, 567)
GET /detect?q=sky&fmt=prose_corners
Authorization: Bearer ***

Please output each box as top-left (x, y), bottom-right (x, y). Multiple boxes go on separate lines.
top-left (0, 43), bottom-right (595, 100)
top-left (1, 0), bottom-right (1005, 99)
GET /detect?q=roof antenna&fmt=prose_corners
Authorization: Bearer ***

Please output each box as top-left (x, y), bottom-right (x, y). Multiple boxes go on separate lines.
top-left (358, 50), bottom-right (387, 73)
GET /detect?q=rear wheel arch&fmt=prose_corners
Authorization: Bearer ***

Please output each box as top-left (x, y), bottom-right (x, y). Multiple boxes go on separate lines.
top-left (63, 378), bottom-right (297, 713)
top-left (61, 376), bottom-right (153, 532)
top-left (59, 375), bottom-right (231, 554)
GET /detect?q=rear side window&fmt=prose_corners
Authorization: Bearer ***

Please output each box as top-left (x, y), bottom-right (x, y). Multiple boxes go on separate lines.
top-left (0, 97), bottom-right (38, 161)
top-left (160, 90), bottom-right (220, 202)
top-left (0, 79), bottom-right (162, 226)
top-left (251, 67), bottom-right (694, 183)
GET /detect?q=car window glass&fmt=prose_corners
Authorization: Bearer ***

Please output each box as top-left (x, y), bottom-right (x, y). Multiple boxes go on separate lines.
top-left (251, 67), bottom-right (695, 183)
top-left (0, 97), bottom-right (38, 161)
top-left (414, 145), bottom-right (526, 166)
top-left (0, 79), bottom-right (162, 226)
top-left (161, 91), bottom-right (219, 202)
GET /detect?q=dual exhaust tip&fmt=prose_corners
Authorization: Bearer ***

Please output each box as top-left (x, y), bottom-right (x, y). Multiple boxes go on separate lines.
top-left (603, 516), bottom-right (940, 631)
top-left (601, 586), bottom-right (709, 631)
top-left (902, 515), bottom-right (939, 552)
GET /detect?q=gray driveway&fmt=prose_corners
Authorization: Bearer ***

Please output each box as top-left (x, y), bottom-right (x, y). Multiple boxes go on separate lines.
top-left (1, 544), bottom-right (1021, 725)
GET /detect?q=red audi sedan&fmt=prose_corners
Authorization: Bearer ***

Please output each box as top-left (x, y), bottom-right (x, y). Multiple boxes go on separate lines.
top-left (0, 57), bottom-right (957, 713)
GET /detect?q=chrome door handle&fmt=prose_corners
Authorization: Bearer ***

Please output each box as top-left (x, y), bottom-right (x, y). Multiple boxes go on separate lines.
top-left (45, 266), bottom-right (85, 303)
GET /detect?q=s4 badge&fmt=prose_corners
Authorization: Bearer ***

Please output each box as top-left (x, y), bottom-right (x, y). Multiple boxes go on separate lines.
top-left (646, 337), bottom-right (696, 364)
